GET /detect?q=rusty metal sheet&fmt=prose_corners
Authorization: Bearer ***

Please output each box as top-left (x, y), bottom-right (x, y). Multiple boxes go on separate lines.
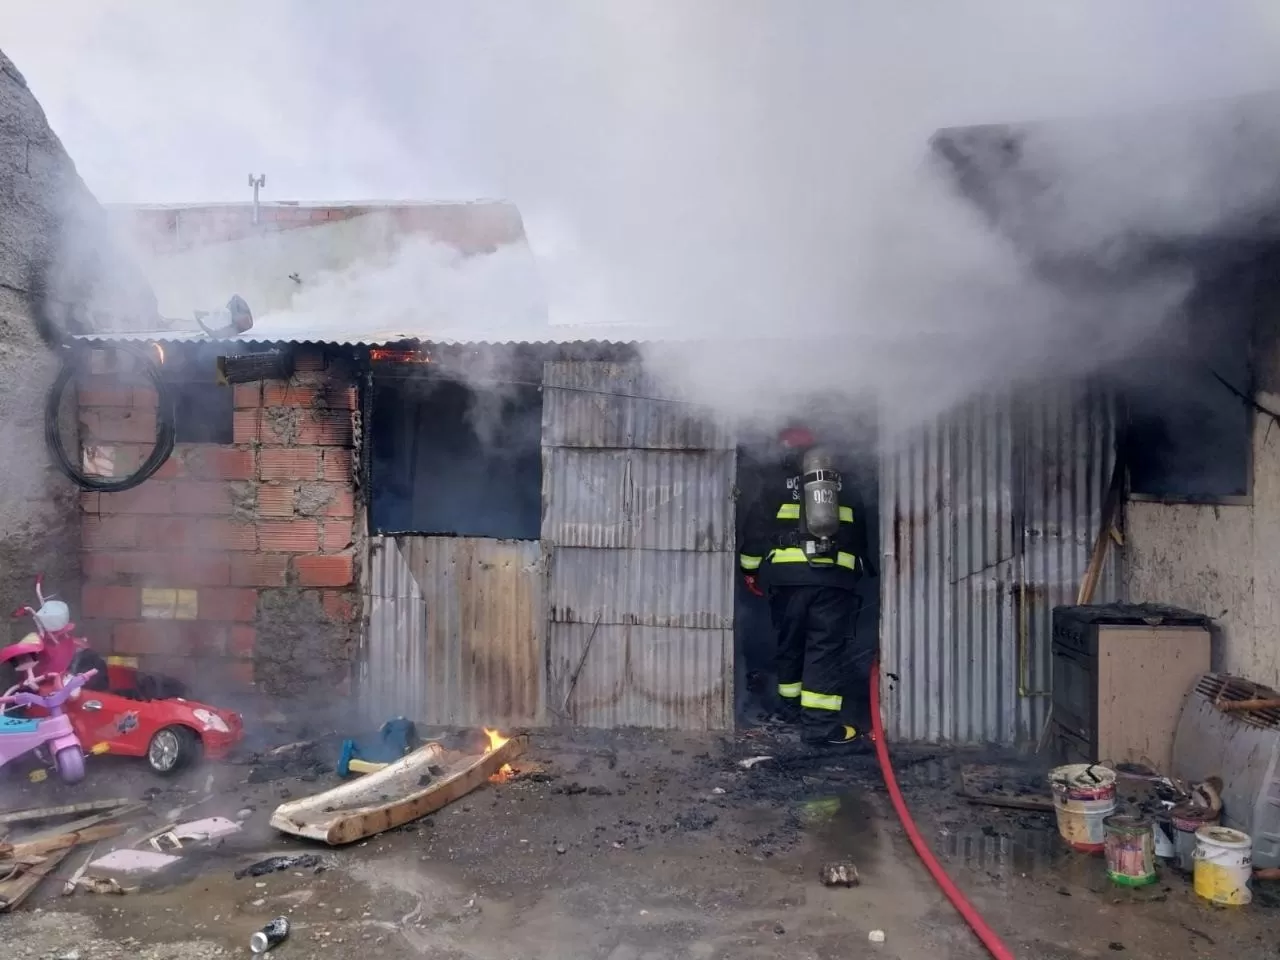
top-left (542, 447), bottom-right (734, 551)
top-left (879, 383), bottom-right (1119, 745)
top-left (548, 546), bottom-right (733, 629)
top-left (541, 361), bottom-right (733, 450)
top-left (361, 535), bottom-right (545, 727)
top-left (549, 622), bottom-right (732, 730)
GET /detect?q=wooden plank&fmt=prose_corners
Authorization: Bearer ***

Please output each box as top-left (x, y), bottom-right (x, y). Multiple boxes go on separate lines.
top-left (271, 735), bottom-right (529, 846)
top-left (0, 847), bottom-right (71, 911)
top-left (10, 823), bottom-right (127, 859)
top-left (16, 803), bottom-right (147, 846)
top-left (0, 798), bottom-right (133, 827)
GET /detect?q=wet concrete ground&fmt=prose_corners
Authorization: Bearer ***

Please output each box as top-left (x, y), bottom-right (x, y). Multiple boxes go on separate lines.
top-left (2, 728), bottom-right (1276, 959)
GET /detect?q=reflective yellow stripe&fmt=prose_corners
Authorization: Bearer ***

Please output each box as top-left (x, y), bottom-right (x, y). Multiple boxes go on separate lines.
top-left (769, 548), bottom-right (858, 571)
top-left (740, 554), bottom-right (762, 571)
top-left (778, 503), bottom-right (853, 522)
top-left (778, 682), bottom-right (802, 699)
top-left (801, 690), bottom-right (843, 711)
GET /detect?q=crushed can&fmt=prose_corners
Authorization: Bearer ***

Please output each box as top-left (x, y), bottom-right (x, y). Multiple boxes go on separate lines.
top-left (250, 916), bottom-right (290, 954)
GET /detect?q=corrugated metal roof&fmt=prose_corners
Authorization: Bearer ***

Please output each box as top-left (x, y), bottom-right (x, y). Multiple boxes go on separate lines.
top-left (70, 325), bottom-right (711, 348)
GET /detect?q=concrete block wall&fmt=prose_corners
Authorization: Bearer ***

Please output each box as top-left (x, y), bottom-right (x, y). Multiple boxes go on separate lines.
top-left (0, 48), bottom-right (158, 638)
top-left (77, 348), bottom-right (361, 697)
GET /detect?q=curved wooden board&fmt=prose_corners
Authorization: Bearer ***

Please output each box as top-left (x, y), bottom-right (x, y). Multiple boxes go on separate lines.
top-left (269, 736), bottom-right (528, 846)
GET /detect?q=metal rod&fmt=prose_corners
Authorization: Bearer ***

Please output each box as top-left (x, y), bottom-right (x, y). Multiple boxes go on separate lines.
top-left (561, 613), bottom-right (603, 717)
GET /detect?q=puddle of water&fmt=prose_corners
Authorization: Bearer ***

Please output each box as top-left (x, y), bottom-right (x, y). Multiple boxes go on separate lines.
top-left (801, 792), bottom-right (881, 867)
top-left (938, 825), bottom-right (1065, 876)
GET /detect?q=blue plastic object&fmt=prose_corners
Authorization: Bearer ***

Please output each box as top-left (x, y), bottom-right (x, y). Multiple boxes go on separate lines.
top-left (335, 717), bottom-right (418, 775)
top-left (0, 715), bottom-right (40, 735)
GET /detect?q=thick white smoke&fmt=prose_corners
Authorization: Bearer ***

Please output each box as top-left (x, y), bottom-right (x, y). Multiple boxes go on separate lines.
top-left (5, 1), bottom-right (1280, 432)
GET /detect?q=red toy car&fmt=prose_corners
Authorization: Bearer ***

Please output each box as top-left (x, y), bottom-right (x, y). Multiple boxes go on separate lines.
top-left (56, 651), bottom-right (245, 775)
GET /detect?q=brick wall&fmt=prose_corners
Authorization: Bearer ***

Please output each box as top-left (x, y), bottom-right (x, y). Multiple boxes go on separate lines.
top-left (78, 348), bottom-right (361, 697)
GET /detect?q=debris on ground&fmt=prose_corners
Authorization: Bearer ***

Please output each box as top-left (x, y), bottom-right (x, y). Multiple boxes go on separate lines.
top-left (152, 814), bottom-right (241, 849)
top-left (245, 739), bottom-right (330, 783)
top-left (234, 854), bottom-right (322, 879)
top-left (0, 800), bottom-right (146, 910)
top-left (72, 875), bottom-right (135, 895)
top-left (868, 929), bottom-right (886, 943)
top-left (739, 756), bottom-right (774, 769)
top-left (0, 798), bottom-right (135, 828)
top-left (958, 764), bottom-right (1054, 813)
top-left (819, 861), bottom-right (860, 887)
top-left (87, 849), bottom-right (181, 874)
top-left (270, 733), bottom-right (528, 845)
top-left (250, 915), bottom-right (291, 953)
top-left (336, 717), bottom-right (420, 777)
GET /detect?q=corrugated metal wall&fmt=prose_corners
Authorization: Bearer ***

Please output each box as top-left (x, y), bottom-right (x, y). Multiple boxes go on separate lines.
top-left (362, 535), bottom-right (546, 727)
top-left (880, 382), bottom-right (1119, 744)
top-left (542, 361), bottom-right (737, 729)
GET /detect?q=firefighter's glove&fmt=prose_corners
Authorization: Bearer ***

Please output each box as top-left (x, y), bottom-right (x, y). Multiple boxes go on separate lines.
top-left (743, 575), bottom-right (764, 598)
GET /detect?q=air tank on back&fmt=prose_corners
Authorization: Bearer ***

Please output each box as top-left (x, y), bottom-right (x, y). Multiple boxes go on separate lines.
top-left (801, 445), bottom-right (841, 540)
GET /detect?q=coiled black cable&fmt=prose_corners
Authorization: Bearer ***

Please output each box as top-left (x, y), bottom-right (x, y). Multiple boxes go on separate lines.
top-left (45, 345), bottom-right (177, 492)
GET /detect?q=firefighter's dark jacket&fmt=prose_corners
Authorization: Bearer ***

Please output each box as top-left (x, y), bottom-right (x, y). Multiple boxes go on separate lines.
top-left (738, 456), bottom-right (872, 590)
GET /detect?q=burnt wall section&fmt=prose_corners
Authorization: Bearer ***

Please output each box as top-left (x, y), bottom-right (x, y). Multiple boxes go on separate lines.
top-left (77, 346), bottom-right (360, 697)
top-left (0, 48), bottom-right (156, 639)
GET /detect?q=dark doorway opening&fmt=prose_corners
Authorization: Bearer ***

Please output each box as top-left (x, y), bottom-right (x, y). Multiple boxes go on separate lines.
top-left (733, 414), bottom-right (880, 729)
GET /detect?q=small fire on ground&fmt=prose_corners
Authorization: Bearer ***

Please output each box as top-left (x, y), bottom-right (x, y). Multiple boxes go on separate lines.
top-left (484, 727), bottom-right (514, 783)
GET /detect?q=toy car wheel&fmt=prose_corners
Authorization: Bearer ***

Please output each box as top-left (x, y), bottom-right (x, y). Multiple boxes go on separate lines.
top-left (147, 725), bottom-right (199, 776)
top-left (54, 746), bottom-right (86, 784)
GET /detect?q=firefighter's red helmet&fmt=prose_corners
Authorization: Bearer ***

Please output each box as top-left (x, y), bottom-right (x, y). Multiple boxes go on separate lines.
top-left (778, 426), bottom-right (815, 449)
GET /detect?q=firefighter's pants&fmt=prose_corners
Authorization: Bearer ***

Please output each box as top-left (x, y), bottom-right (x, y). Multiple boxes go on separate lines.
top-left (768, 584), bottom-right (858, 735)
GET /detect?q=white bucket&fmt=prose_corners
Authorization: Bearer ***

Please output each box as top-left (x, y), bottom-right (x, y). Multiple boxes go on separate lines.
top-left (1053, 794), bottom-right (1116, 852)
top-left (1193, 825), bottom-right (1253, 906)
top-left (1049, 764), bottom-right (1117, 853)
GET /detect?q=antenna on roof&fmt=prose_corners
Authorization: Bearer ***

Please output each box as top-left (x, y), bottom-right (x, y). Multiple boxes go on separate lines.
top-left (248, 174), bottom-right (266, 224)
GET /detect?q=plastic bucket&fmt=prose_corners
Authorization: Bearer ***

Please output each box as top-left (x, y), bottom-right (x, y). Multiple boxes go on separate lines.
top-left (1049, 765), bottom-right (1117, 853)
top-left (1194, 826), bottom-right (1253, 906)
top-left (1104, 815), bottom-right (1157, 887)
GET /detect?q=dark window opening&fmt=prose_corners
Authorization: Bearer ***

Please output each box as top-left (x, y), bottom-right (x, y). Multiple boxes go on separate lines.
top-left (160, 345), bottom-right (234, 445)
top-left (1124, 265), bottom-right (1255, 502)
top-left (370, 375), bottom-right (543, 539)
top-left (171, 381), bottom-right (234, 444)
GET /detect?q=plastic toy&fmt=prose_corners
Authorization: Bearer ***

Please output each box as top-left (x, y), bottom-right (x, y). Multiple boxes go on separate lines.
top-left (0, 574), bottom-right (86, 686)
top-left (0, 670), bottom-right (96, 783)
top-left (59, 649), bottom-right (244, 775)
top-left (2, 575), bottom-right (245, 777)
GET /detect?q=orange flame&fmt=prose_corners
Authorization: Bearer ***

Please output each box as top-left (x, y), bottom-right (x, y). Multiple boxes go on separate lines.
top-left (484, 727), bottom-right (514, 782)
top-left (370, 347), bottom-right (431, 363)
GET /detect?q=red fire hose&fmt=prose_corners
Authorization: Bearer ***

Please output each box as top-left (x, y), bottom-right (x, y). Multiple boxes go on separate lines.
top-left (870, 666), bottom-right (1016, 960)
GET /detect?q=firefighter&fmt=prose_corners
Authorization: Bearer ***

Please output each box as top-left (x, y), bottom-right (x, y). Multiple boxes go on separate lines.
top-left (739, 426), bottom-right (872, 746)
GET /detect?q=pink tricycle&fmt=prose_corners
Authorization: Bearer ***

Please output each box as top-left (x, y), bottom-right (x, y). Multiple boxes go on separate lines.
top-left (0, 574), bottom-right (85, 686)
top-left (0, 671), bottom-right (96, 782)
